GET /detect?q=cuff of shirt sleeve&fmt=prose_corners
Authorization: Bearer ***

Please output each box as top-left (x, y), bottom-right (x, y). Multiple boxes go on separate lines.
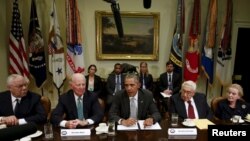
top-left (60, 120), bottom-right (67, 127)
top-left (118, 119), bottom-right (123, 125)
top-left (86, 119), bottom-right (94, 125)
top-left (18, 118), bottom-right (27, 125)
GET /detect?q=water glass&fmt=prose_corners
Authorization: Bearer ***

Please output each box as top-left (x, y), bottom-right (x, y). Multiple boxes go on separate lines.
top-left (108, 121), bottom-right (115, 136)
top-left (171, 113), bottom-right (178, 126)
top-left (44, 123), bottom-right (53, 139)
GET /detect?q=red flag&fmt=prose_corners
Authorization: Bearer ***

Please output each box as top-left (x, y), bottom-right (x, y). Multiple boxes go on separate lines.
top-left (184, 0), bottom-right (200, 82)
top-left (9, 0), bottom-right (29, 80)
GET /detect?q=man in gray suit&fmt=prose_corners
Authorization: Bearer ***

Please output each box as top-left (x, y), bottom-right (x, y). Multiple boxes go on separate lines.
top-left (109, 73), bottom-right (161, 127)
top-left (169, 80), bottom-right (213, 120)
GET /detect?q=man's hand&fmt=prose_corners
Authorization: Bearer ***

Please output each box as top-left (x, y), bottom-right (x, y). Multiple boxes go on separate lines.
top-left (143, 118), bottom-right (153, 127)
top-left (2, 115), bottom-right (18, 126)
top-left (121, 118), bottom-right (137, 127)
top-left (76, 119), bottom-right (88, 127)
top-left (65, 120), bottom-right (78, 129)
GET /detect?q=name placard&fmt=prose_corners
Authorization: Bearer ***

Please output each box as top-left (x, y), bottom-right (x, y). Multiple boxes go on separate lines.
top-left (168, 128), bottom-right (197, 135)
top-left (61, 129), bottom-right (91, 136)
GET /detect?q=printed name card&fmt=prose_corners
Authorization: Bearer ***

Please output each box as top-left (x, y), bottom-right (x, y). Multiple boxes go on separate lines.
top-left (61, 129), bottom-right (91, 136)
top-left (168, 128), bottom-right (197, 135)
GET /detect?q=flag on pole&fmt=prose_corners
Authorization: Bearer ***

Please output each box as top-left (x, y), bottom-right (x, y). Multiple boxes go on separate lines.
top-left (201, 0), bottom-right (217, 85)
top-left (169, 0), bottom-right (185, 73)
top-left (66, 0), bottom-right (85, 77)
top-left (28, 0), bottom-right (47, 88)
top-left (48, 0), bottom-right (66, 89)
top-left (216, 0), bottom-right (233, 86)
top-left (184, 0), bottom-right (200, 82)
top-left (9, 0), bottom-right (29, 80)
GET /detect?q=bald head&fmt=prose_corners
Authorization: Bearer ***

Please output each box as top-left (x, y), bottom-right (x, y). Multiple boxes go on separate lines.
top-left (70, 73), bottom-right (86, 96)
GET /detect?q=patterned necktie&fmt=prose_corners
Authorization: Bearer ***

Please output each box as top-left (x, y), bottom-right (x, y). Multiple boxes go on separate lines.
top-left (188, 101), bottom-right (195, 119)
top-left (77, 96), bottom-right (84, 120)
top-left (130, 97), bottom-right (137, 119)
top-left (116, 75), bottom-right (121, 92)
top-left (168, 74), bottom-right (173, 90)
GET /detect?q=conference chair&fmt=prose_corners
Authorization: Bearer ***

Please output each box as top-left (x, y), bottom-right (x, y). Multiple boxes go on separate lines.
top-left (40, 96), bottom-right (51, 121)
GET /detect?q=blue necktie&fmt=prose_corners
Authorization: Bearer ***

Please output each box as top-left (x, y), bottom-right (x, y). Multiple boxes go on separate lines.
top-left (77, 97), bottom-right (84, 120)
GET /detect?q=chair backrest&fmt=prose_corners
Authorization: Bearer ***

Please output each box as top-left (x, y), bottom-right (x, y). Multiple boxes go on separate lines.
top-left (210, 96), bottom-right (226, 113)
top-left (40, 96), bottom-right (51, 120)
top-left (98, 98), bottom-right (107, 122)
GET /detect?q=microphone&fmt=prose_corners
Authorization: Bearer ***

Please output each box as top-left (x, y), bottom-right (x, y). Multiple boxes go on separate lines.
top-left (103, 0), bottom-right (124, 38)
top-left (0, 123), bottom-right (37, 140)
top-left (143, 0), bottom-right (151, 9)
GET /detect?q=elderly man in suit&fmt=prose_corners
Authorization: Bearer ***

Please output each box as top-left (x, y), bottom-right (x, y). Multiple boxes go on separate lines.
top-left (51, 73), bottom-right (104, 129)
top-left (0, 74), bottom-right (46, 126)
top-left (109, 73), bottom-right (161, 127)
top-left (169, 80), bottom-right (213, 120)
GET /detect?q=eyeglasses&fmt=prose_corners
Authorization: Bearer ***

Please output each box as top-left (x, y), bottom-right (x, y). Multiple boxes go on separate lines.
top-left (13, 83), bottom-right (28, 89)
top-left (182, 89), bottom-right (193, 95)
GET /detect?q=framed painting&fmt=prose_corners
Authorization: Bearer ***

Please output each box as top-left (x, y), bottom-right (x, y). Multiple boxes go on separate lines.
top-left (95, 11), bottom-right (160, 60)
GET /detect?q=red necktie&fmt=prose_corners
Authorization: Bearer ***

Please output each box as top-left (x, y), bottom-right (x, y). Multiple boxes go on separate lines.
top-left (188, 101), bottom-right (195, 119)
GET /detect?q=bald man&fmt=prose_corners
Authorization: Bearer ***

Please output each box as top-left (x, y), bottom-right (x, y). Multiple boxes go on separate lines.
top-left (51, 73), bottom-right (104, 129)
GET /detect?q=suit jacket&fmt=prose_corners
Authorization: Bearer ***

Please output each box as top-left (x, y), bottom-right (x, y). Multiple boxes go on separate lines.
top-left (51, 90), bottom-right (104, 126)
top-left (169, 92), bottom-right (213, 120)
top-left (106, 73), bottom-right (125, 96)
top-left (139, 73), bottom-right (153, 91)
top-left (159, 72), bottom-right (181, 94)
top-left (215, 99), bottom-right (250, 120)
top-left (0, 91), bottom-right (46, 124)
top-left (85, 74), bottom-right (103, 97)
top-left (109, 89), bottom-right (161, 123)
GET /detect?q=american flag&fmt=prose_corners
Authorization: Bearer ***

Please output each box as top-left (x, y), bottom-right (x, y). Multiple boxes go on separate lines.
top-left (48, 0), bottom-right (66, 89)
top-left (9, 0), bottom-right (29, 80)
top-left (66, 0), bottom-right (85, 77)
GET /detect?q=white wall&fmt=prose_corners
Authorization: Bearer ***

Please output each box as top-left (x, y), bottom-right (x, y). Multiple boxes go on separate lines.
top-left (1, 0), bottom-right (250, 108)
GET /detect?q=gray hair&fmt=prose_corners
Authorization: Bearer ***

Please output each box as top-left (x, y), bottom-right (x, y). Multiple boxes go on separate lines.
top-left (181, 80), bottom-right (197, 91)
top-left (7, 74), bottom-right (29, 87)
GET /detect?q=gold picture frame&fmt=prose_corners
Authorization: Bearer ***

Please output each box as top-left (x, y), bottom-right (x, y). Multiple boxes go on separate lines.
top-left (96, 11), bottom-right (160, 60)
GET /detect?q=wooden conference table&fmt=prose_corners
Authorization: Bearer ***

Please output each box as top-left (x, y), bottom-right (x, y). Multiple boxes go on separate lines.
top-left (33, 118), bottom-right (203, 141)
top-left (33, 118), bottom-right (248, 141)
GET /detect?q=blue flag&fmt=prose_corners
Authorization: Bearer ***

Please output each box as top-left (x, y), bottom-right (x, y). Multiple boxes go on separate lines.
top-left (28, 0), bottom-right (47, 88)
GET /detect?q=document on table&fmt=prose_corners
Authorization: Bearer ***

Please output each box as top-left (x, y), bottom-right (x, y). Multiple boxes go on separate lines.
top-left (138, 120), bottom-right (161, 130)
top-left (160, 92), bottom-right (171, 98)
top-left (117, 123), bottom-right (139, 131)
top-left (193, 119), bottom-right (215, 130)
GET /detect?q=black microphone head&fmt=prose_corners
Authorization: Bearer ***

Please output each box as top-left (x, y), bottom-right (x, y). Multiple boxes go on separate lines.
top-left (0, 123), bottom-right (37, 140)
top-left (143, 0), bottom-right (151, 9)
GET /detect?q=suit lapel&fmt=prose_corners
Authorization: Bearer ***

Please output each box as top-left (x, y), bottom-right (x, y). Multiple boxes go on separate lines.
top-left (138, 91), bottom-right (144, 119)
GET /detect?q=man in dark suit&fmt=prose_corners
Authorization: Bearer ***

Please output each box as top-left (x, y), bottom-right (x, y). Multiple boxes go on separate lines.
top-left (109, 73), bottom-right (161, 127)
top-left (0, 74), bottom-right (46, 126)
top-left (158, 61), bottom-right (182, 112)
top-left (51, 73), bottom-right (104, 129)
top-left (169, 80), bottom-right (213, 120)
top-left (106, 63), bottom-right (125, 110)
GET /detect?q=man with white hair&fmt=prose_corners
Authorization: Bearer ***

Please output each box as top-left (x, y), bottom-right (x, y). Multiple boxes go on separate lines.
top-left (169, 80), bottom-right (213, 120)
top-left (51, 73), bottom-right (104, 129)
